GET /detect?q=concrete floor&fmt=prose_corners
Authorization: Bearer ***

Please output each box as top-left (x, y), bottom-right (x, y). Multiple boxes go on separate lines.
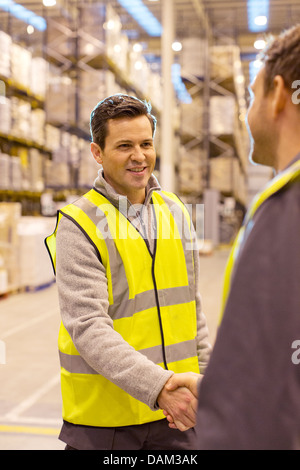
top-left (0, 248), bottom-right (229, 450)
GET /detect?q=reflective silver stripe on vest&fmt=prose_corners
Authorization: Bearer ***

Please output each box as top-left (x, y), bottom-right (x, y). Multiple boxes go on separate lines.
top-left (59, 337), bottom-right (197, 374)
top-left (109, 284), bottom-right (192, 319)
top-left (158, 192), bottom-right (196, 300)
top-left (73, 195), bottom-right (129, 304)
top-left (73, 192), bottom-right (195, 320)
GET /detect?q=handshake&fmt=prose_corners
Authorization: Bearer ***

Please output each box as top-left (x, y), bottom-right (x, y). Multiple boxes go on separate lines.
top-left (157, 372), bottom-right (202, 432)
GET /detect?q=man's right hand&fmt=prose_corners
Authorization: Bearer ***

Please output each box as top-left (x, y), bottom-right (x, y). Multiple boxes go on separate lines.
top-left (158, 372), bottom-right (202, 430)
top-left (157, 374), bottom-right (199, 431)
top-left (164, 372), bottom-right (202, 397)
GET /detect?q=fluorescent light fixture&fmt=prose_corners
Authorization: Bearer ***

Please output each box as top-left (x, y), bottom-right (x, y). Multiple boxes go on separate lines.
top-left (43, 0), bottom-right (56, 6)
top-left (0, 0), bottom-right (47, 31)
top-left (247, 0), bottom-right (269, 32)
top-left (117, 0), bottom-right (162, 37)
top-left (254, 38), bottom-right (266, 50)
top-left (172, 63), bottom-right (192, 104)
top-left (172, 41), bottom-right (182, 52)
top-left (27, 24), bottom-right (34, 34)
top-left (254, 15), bottom-right (268, 26)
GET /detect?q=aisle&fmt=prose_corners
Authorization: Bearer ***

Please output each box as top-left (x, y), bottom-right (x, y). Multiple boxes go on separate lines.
top-left (0, 249), bottom-right (229, 450)
top-left (0, 284), bottom-right (64, 450)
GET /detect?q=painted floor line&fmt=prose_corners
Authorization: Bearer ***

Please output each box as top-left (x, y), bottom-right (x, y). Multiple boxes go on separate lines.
top-left (4, 374), bottom-right (60, 422)
top-left (0, 424), bottom-right (60, 436)
top-left (2, 308), bottom-right (59, 340)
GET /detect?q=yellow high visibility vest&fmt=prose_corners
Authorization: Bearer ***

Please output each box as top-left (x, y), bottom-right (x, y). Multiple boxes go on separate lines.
top-left (220, 159), bottom-right (300, 322)
top-left (45, 188), bottom-right (200, 427)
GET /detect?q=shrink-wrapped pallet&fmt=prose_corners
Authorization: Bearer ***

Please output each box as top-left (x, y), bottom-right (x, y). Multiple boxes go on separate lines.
top-left (11, 43), bottom-right (31, 89)
top-left (0, 202), bottom-right (21, 291)
top-left (0, 31), bottom-right (11, 78)
top-left (180, 38), bottom-right (207, 78)
top-left (209, 96), bottom-right (235, 135)
top-left (30, 57), bottom-right (48, 99)
top-left (0, 96), bottom-right (11, 135)
top-left (209, 156), bottom-right (239, 194)
top-left (18, 216), bottom-right (56, 289)
top-left (0, 153), bottom-right (10, 189)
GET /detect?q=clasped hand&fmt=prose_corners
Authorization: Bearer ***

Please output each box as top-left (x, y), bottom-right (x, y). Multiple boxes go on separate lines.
top-left (157, 372), bottom-right (202, 432)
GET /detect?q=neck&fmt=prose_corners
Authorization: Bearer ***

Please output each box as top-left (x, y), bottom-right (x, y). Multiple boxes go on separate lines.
top-left (275, 112), bottom-right (300, 172)
top-left (275, 143), bottom-right (300, 173)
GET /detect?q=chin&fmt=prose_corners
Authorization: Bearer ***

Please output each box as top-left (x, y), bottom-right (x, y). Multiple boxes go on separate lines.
top-left (249, 142), bottom-right (275, 169)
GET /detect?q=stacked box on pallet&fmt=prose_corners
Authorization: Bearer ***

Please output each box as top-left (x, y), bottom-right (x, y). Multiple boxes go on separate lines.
top-left (10, 97), bottom-right (31, 139)
top-left (209, 156), bottom-right (238, 194)
top-left (30, 57), bottom-right (48, 99)
top-left (11, 156), bottom-right (23, 191)
top-left (180, 38), bottom-right (206, 78)
top-left (0, 153), bottom-right (10, 189)
top-left (11, 43), bottom-right (32, 89)
top-left (30, 108), bottom-right (46, 145)
top-left (46, 65), bottom-right (76, 125)
top-left (18, 216), bottom-right (56, 289)
top-left (180, 96), bottom-right (203, 137)
top-left (28, 148), bottom-right (44, 192)
top-left (44, 160), bottom-right (70, 188)
top-left (78, 139), bottom-right (100, 187)
top-left (0, 203), bottom-right (21, 293)
top-left (0, 31), bottom-right (11, 78)
top-left (209, 96), bottom-right (235, 135)
top-left (0, 96), bottom-right (11, 135)
top-left (178, 147), bottom-right (204, 194)
top-left (79, 69), bottom-right (107, 126)
top-left (45, 124), bottom-right (61, 152)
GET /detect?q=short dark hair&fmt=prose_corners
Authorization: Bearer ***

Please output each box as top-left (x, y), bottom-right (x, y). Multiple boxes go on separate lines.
top-left (259, 24), bottom-right (300, 95)
top-left (90, 94), bottom-right (157, 149)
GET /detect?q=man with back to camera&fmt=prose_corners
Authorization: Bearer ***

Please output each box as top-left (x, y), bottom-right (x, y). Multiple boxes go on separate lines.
top-left (45, 94), bottom-right (211, 450)
top-left (163, 24), bottom-right (300, 449)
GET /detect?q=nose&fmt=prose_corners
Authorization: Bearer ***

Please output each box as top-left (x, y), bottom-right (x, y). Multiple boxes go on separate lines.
top-left (131, 145), bottom-right (145, 162)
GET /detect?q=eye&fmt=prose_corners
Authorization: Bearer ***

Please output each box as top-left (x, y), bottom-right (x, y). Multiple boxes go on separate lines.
top-left (142, 142), bottom-right (153, 148)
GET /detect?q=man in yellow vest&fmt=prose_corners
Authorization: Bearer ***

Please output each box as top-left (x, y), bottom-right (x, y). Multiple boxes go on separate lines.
top-left (163, 24), bottom-right (300, 449)
top-left (45, 94), bottom-right (212, 449)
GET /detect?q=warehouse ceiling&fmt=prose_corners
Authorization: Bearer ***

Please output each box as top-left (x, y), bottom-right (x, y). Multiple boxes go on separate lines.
top-left (1, 0), bottom-right (300, 87)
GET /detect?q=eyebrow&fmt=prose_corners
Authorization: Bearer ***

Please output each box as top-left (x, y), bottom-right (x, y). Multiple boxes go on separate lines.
top-left (116, 138), bottom-right (153, 145)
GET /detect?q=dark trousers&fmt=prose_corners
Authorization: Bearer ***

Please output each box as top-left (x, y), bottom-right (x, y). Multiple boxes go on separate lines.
top-left (61, 419), bottom-right (198, 450)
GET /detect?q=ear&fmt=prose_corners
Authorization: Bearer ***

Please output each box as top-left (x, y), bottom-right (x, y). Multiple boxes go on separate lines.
top-left (91, 142), bottom-right (103, 164)
top-left (272, 75), bottom-right (288, 117)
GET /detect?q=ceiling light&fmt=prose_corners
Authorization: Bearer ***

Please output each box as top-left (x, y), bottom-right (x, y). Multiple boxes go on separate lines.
top-left (254, 39), bottom-right (266, 50)
top-left (172, 41), bottom-right (182, 52)
top-left (254, 15), bottom-right (268, 26)
top-left (133, 43), bottom-right (143, 53)
top-left (248, 0), bottom-right (269, 32)
top-left (0, 0), bottom-right (47, 31)
top-left (134, 60), bottom-right (143, 70)
top-left (43, 0), bottom-right (56, 6)
top-left (117, 0), bottom-right (162, 37)
top-left (27, 25), bottom-right (34, 34)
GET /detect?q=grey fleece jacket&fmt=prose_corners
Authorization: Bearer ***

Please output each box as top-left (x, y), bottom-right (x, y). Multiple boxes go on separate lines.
top-left (55, 170), bottom-right (211, 411)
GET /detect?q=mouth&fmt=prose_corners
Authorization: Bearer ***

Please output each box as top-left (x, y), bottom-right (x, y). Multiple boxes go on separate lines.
top-left (127, 167), bottom-right (147, 174)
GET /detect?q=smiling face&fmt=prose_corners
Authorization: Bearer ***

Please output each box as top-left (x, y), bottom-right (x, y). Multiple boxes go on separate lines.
top-left (91, 115), bottom-right (156, 204)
